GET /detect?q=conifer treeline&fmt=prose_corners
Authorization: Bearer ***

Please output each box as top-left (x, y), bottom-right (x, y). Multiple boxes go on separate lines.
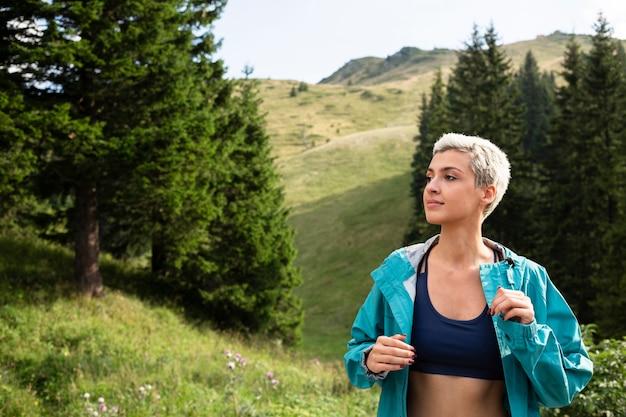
top-left (407, 16), bottom-right (626, 338)
top-left (0, 0), bottom-right (303, 345)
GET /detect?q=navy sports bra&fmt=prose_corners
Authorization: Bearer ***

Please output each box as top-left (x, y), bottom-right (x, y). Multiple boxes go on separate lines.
top-left (410, 250), bottom-right (504, 380)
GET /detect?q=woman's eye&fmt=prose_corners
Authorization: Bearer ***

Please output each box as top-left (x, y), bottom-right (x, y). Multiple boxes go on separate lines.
top-left (425, 176), bottom-right (432, 183)
top-left (445, 175), bottom-right (456, 181)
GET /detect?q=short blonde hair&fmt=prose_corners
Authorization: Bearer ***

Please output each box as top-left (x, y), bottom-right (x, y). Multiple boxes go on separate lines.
top-left (433, 133), bottom-right (510, 220)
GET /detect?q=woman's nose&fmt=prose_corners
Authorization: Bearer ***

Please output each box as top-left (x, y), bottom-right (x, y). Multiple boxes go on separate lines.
top-left (425, 179), bottom-right (439, 193)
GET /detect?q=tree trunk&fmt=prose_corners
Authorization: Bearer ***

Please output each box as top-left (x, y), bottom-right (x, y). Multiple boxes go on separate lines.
top-left (75, 182), bottom-right (104, 297)
top-left (151, 237), bottom-right (166, 275)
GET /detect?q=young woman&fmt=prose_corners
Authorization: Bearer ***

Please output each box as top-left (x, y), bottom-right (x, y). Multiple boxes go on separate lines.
top-left (345, 133), bottom-right (593, 417)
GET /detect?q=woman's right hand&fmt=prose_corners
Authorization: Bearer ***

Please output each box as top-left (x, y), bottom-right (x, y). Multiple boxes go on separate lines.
top-left (366, 334), bottom-right (416, 373)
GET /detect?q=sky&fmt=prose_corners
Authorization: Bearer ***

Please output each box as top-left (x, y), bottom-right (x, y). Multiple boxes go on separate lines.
top-left (211, 0), bottom-right (626, 84)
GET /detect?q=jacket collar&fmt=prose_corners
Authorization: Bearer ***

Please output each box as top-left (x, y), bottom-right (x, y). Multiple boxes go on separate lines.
top-left (407, 234), bottom-right (512, 270)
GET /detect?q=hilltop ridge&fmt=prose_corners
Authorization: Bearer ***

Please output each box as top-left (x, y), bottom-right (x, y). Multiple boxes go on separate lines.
top-left (319, 47), bottom-right (457, 85)
top-left (318, 31), bottom-right (593, 87)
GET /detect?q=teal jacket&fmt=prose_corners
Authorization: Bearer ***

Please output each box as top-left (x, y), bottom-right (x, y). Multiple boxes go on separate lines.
top-left (345, 236), bottom-right (593, 417)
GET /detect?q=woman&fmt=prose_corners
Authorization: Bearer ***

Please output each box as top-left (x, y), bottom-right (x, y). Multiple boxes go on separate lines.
top-left (345, 133), bottom-right (593, 417)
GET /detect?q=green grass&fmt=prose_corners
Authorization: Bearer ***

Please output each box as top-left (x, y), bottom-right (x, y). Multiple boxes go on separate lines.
top-left (260, 80), bottom-right (427, 161)
top-left (0, 235), bottom-right (380, 416)
top-left (280, 126), bottom-right (416, 359)
top-left (0, 291), bottom-right (380, 416)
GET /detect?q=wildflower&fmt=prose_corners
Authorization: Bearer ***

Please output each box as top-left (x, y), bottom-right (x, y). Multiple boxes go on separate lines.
top-left (99, 403), bottom-right (107, 412)
top-left (313, 358), bottom-right (320, 365)
top-left (139, 386), bottom-right (146, 394)
top-left (225, 349), bottom-right (232, 358)
top-left (240, 358), bottom-right (247, 367)
top-left (227, 361), bottom-right (236, 370)
top-left (111, 405), bottom-right (119, 413)
top-left (84, 393), bottom-right (91, 399)
top-left (98, 397), bottom-right (105, 403)
top-left (235, 353), bottom-right (241, 361)
top-left (271, 379), bottom-right (279, 386)
top-left (266, 372), bottom-right (274, 379)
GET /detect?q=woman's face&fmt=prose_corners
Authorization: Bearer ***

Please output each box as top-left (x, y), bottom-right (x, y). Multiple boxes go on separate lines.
top-left (423, 150), bottom-right (487, 226)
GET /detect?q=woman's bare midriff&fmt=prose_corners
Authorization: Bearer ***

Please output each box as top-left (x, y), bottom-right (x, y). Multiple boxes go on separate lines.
top-left (407, 371), bottom-right (506, 417)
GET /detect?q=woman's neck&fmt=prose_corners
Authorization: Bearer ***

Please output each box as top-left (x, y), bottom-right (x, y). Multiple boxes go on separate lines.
top-left (435, 225), bottom-right (491, 267)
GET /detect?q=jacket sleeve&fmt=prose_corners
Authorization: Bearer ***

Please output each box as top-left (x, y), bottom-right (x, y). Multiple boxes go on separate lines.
top-left (344, 282), bottom-right (390, 388)
top-left (497, 262), bottom-right (593, 408)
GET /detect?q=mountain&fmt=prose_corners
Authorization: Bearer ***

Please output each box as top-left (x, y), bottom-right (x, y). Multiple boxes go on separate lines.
top-left (319, 47), bottom-right (458, 85)
top-left (319, 31), bottom-right (592, 86)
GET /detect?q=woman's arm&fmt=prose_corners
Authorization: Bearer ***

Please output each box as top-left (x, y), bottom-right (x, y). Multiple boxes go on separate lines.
top-left (496, 265), bottom-right (593, 408)
top-left (345, 284), bottom-right (388, 388)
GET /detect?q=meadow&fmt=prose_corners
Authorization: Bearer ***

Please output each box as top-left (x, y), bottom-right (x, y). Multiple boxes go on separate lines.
top-left (0, 235), bottom-right (382, 416)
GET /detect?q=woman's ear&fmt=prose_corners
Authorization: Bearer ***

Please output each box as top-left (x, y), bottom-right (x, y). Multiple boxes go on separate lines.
top-left (481, 184), bottom-right (497, 205)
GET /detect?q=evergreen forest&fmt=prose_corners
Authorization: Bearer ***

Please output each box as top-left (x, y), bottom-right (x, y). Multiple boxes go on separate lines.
top-left (0, 0), bottom-right (303, 344)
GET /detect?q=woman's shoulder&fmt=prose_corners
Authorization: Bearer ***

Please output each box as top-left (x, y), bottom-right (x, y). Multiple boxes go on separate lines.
top-left (485, 238), bottom-right (546, 271)
top-left (403, 235), bottom-right (439, 268)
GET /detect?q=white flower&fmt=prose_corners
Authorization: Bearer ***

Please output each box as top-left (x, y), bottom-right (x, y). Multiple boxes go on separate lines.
top-left (227, 361), bottom-right (236, 370)
top-left (98, 397), bottom-right (105, 403)
top-left (83, 393), bottom-right (91, 399)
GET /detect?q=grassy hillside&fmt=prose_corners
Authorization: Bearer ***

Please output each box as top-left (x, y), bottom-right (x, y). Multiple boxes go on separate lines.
top-left (0, 236), bottom-right (380, 416)
top-left (260, 78), bottom-right (427, 161)
top-left (283, 126), bottom-right (416, 358)
top-left (263, 33), bottom-right (596, 162)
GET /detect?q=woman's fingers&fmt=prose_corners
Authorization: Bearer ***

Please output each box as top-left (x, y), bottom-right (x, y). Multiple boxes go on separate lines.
top-left (490, 287), bottom-right (534, 324)
top-left (367, 334), bottom-right (416, 373)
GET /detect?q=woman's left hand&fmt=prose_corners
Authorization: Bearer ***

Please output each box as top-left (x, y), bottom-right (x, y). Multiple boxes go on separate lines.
top-left (490, 286), bottom-right (535, 324)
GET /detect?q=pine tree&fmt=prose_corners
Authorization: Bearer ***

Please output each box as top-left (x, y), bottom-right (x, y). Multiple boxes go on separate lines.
top-left (597, 38), bottom-right (626, 337)
top-left (445, 25), bottom-right (530, 251)
top-left (1, 1), bottom-right (305, 342)
top-left (584, 16), bottom-right (626, 332)
top-left (514, 51), bottom-right (556, 162)
top-left (0, 0), bottom-right (228, 296)
top-left (0, 90), bottom-right (37, 230)
top-left (446, 25), bottom-right (489, 135)
top-left (180, 79), bottom-right (304, 345)
top-left (544, 16), bottom-right (626, 325)
top-left (447, 25), bottom-right (523, 152)
top-left (542, 37), bottom-right (590, 320)
top-left (405, 68), bottom-right (448, 244)
top-left (509, 51), bottom-right (557, 260)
